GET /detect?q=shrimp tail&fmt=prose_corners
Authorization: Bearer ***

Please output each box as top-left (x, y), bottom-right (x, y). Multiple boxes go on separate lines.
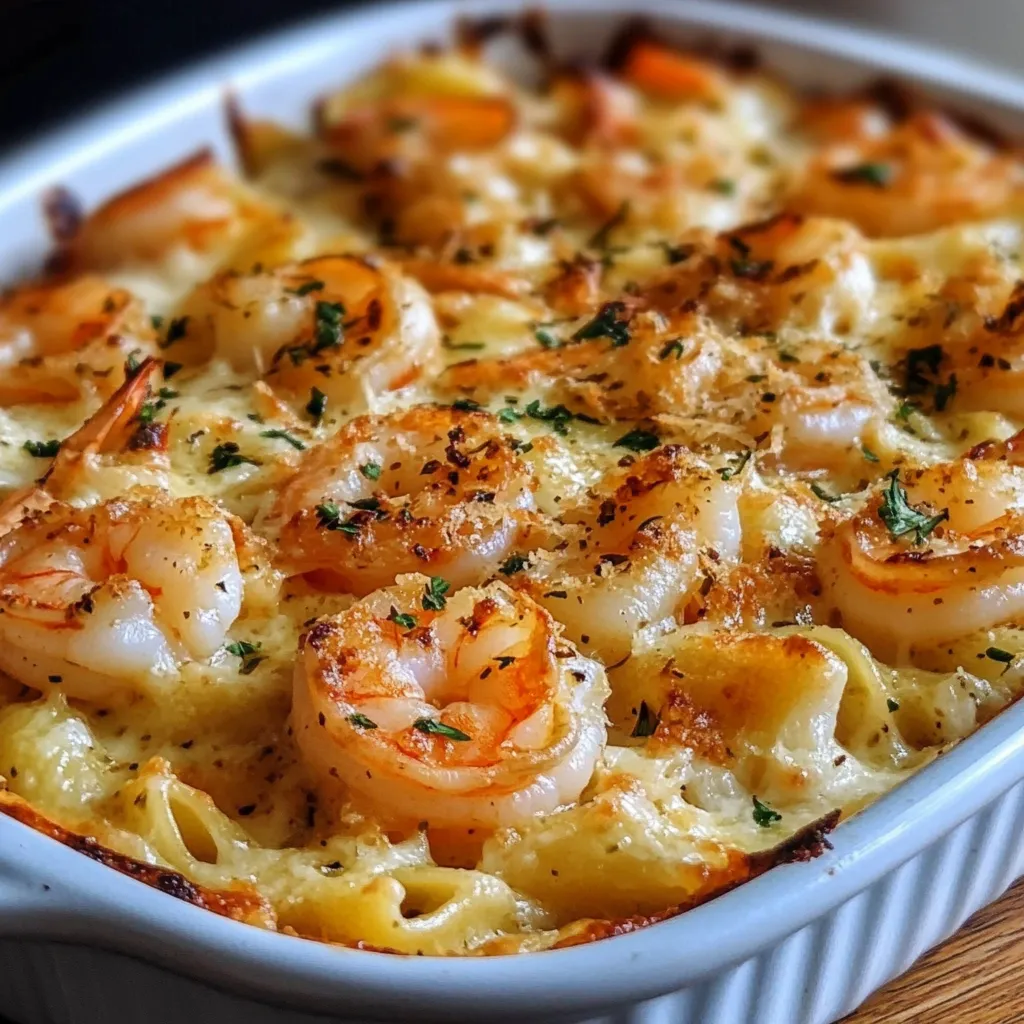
top-left (50, 357), bottom-right (161, 474)
top-left (0, 357), bottom-right (162, 538)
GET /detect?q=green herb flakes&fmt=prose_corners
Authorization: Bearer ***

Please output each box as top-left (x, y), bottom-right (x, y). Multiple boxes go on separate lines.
top-left (413, 718), bottom-right (470, 741)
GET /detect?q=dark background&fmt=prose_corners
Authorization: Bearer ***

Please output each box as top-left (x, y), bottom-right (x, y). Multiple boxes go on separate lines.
top-left (0, 0), bottom-right (359, 148)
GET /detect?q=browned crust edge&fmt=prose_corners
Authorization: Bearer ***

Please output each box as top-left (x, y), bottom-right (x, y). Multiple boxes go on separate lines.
top-left (0, 788), bottom-right (275, 928)
top-left (550, 809), bottom-right (841, 949)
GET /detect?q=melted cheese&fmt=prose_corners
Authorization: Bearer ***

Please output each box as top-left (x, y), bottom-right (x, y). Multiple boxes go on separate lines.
top-left (2, 30), bottom-right (1024, 954)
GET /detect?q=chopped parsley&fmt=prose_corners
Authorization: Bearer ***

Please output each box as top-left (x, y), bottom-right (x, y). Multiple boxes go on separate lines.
top-left (306, 387), bottom-right (327, 424)
top-left (413, 718), bottom-right (471, 741)
top-left (208, 442), bottom-right (260, 474)
top-left (752, 796), bottom-right (782, 827)
top-left (630, 700), bottom-right (660, 738)
top-left (287, 279), bottom-right (325, 297)
top-left (225, 640), bottom-right (264, 675)
top-left (348, 712), bottom-right (378, 730)
top-left (260, 428), bottom-right (306, 451)
top-left (878, 470), bottom-right (949, 544)
top-left (535, 328), bottom-right (560, 349)
top-left (124, 349), bottom-right (143, 377)
top-left (163, 361), bottom-right (183, 380)
top-left (498, 407), bottom-right (522, 424)
top-left (499, 553), bottom-right (530, 576)
top-left (313, 300), bottom-right (345, 352)
top-left (718, 449), bottom-right (752, 480)
top-left (895, 401), bottom-right (917, 422)
top-left (137, 401), bottom-right (159, 425)
top-left (861, 446), bottom-right (880, 463)
top-left (23, 439), bottom-right (61, 458)
top-left (832, 162), bottom-right (893, 188)
top-left (522, 399), bottom-right (599, 436)
top-left (348, 497), bottom-right (381, 511)
top-left (388, 606), bottom-right (417, 630)
top-left (614, 428), bottom-right (660, 453)
top-left (659, 339), bottom-right (685, 360)
top-left (451, 398), bottom-right (481, 412)
top-left (315, 502), bottom-right (360, 535)
top-left (421, 575), bottom-right (451, 611)
top-left (886, 697), bottom-right (901, 712)
top-left (986, 646), bottom-right (1015, 664)
top-left (572, 302), bottom-right (631, 347)
top-left (359, 462), bottom-right (381, 481)
top-left (709, 177), bottom-right (736, 196)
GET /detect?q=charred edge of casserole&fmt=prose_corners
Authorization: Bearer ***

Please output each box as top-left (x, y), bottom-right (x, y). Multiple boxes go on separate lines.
top-left (550, 809), bottom-right (841, 949)
top-left (603, 17), bottom-right (760, 75)
top-left (0, 789), bottom-right (275, 927)
top-left (454, 7), bottom-right (550, 59)
top-left (861, 78), bottom-right (1010, 149)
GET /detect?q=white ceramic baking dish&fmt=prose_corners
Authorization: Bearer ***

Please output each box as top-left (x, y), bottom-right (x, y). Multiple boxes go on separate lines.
top-left (3, 2), bottom-right (1024, 1021)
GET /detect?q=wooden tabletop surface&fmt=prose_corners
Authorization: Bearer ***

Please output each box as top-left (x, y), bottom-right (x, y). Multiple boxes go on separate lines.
top-left (843, 877), bottom-right (1024, 1023)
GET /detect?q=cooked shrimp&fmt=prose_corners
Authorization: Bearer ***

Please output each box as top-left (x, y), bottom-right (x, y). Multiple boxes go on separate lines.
top-left (180, 255), bottom-right (440, 411)
top-left (323, 95), bottom-right (516, 175)
top-left (442, 306), bottom-right (724, 422)
top-left (0, 358), bottom-right (170, 509)
top-left (614, 38), bottom-right (727, 105)
top-left (638, 215), bottom-right (877, 339)
top-left (0, 276), bottom-right (157, 405)
top-left (819, 447), bottom-right (1024, 663)
top-left (58, 150), bottom-right (285, 272)
top-left (270, 405), bottom-right (537, 594)
top-left (518, 445), bottom-right (742, 664)
top-left (292, 575), bottom-right (609, 829)
top-left (0, 492), bottom-right (262, 702)
top-left (917, 280), bottom-right (1024, 418)
top-left (791, 112), bottom-right (1024, 237)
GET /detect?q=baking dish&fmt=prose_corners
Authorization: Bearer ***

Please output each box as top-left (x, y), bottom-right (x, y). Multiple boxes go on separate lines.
top-left (4, 1), bottom-right (1024, 1021)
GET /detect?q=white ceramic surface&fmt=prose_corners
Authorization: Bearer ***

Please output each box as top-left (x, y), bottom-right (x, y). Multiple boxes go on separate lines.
top-left (3, 3), bottom-right (1024, 1022)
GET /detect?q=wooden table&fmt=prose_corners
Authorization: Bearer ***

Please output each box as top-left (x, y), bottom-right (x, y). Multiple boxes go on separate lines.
top-left (843, 877), bottom-right (1024, 1022)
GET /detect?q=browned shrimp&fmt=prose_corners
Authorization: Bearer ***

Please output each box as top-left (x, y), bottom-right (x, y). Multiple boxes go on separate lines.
top-left (179, 255), bottom-right (441, 412)
top-left (517, 445), bottom-right (742, 664)
top-left (791, 112), bottom-right (1024, 237)
top-left (269, 405), bottom-right (537, 593)
top-left (293, 576), bottom-right (609, 829)
top-left (0, 276), bottom-right (157, 405)
top-left (442, 305), bottom-right (724, 422)
top-left (819, 451), bottom-right (1024, 663)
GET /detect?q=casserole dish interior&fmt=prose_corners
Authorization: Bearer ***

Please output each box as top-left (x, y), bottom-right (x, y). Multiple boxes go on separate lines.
top-left (3, 1), bottom-right (1024, 1020)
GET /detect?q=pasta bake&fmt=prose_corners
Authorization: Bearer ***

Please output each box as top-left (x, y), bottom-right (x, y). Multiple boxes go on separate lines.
top-left (1, 16), bottom-right (1023, 955)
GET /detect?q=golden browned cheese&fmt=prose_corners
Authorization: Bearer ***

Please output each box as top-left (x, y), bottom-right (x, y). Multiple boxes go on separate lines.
top-left (2, 24), bottom-right (1024, 955)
